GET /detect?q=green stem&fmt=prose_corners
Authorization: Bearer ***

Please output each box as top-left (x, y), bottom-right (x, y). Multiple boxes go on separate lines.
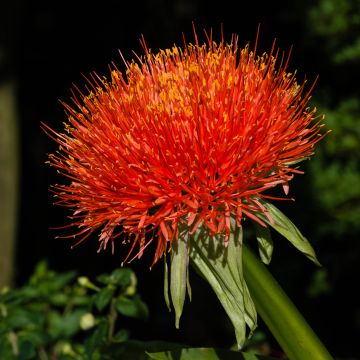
top-left (107, 298), bottom-right (118, 342)
top-left (242, 245), bottom-right (333, 360)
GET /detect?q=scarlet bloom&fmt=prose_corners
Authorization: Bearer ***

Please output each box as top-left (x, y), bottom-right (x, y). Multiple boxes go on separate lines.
top-left (46, 31), bottom-right (324, 264)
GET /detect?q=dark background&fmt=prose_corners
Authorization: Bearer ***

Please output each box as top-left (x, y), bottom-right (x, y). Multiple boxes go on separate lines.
top-left (1, 0), bottom-right (359, 358)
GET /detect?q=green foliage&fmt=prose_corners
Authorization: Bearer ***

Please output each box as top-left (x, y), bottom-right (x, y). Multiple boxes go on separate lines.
top-left (323, 99), bottom-right (360, 157)
top-left (100, 341), bottom-right (278, 360)
top-left (147, 347), bottom-right (278, 360)
top-left (308, 0), bottom-right (360, 63)
top-left (0, 262), bottom-right (148, 360)
top-left (306, 0), bottom-right (360, 239)
top-left (306, 268), bottom-right (332, 298)
top-left (310, 100), bottom-right (360, 237)
top-left (0, 264), bottom-right (279, 359)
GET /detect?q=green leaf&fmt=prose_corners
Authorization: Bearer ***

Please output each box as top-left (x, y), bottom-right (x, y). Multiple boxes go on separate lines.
top-left (2, 286), bottom-right (42, 306)
top-left (49, 293), bottom-right (68, 306)
top-left (101, 340), bottom-right (275, 360)
top-left (100, 340), bottom-right (184, 360)
top-left (48, 309), bottom-right (85, 338)
top-left (0, 338), bottom-right (13, 360)
top-left (116, 296), bottom-right (149, 320)
top-left (93, 287), bottom-right (115, 311)
top-left (163, 255), bottom-right (171, 312)
top-left (189, 224), bottom-right (257, 349)
top-left (97, 268), bottom-right (134, 288)
top-left (170, 233), bottom-right (189, 328)
top-left (5, 307), bottom-right (43, 329)
top-left (20, 332), bottom-right (49, 349)
top-left (109, 268), bottom-right (134, 287)
top-left (112, 329), bottom-right (129, 343)
top-left (31, 261), bottom-right (49, 278)
top-left (29, 269), bottom-right (77, 295)
top-left (18, 340), bottom-right (36, 360)
top-left (307, 268), bottom-right (332, 297)
top-left (96, 274), bottom-right (111, 285)
top-left (147, 348), bottom-right (278, 360)
top-left (254, 224), bottom-right (273, 265)
top-left (257, 200), bottom-right (321, 266)
top-left (84, 320), bottom-right (108, 359)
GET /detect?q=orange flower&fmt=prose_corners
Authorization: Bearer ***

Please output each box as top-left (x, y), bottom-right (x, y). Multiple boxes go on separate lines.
top-left (45, 31), bottom-right (324, 264)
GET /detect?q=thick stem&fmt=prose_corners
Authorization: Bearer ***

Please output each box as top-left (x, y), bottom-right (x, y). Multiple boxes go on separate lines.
top-left (242, 245), bottom-right (333, 360)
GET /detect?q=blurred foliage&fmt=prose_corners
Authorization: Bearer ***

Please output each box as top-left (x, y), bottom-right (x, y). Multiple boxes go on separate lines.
top-left (306, 0), bottom-right (360, 239)
top-left (301, 2), bottom-right (360, 356)
top-left (306, 268), bottom-right (332, 298)
top-left (0, 263), bottom-right (278, 360)
top-left (308, 0), bottom-right (360, 63)
top-left (101, 341), bottom-right (278, 360)
top-left (0, 262), bottom-right (149, 360)
top-left (310, 99), bottom-right (360, 237)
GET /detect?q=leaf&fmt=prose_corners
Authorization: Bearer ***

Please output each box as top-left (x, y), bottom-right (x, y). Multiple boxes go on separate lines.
top-left (115, 296), bottom-right (149, 320)
top-left (170, 234), bottom-right (189, 328)
top-left (112, 329), bottom-right (129, 343)
top-left (18, 340), bottom-right (36, 360)
top-left (307, 268), bottom-right (332, 297)
top-left (102, 342), bottom-right (278, 360)
top-left (45, 271), bottom-right (78, 291)
top-left (254, 224), bottom-right (273, 265)
top-left (147, 348), bottom-right (220, 360)
top-left (48, 309), bottom-right (85, 338)
top-left (0, 336), bottom-right (13, 360)
top-left (189, 224), bottom-right (257, 349)
top-left (30, 270), bottom-right (77, 295)
top-left (97, 268), bottom-right (134, 289)
top-left (93, 287), bottom-right (115, 311)
top-left (257, 200), bottom-right (321, 266)
top-left (100, 340), bottom-right (184, 360)
top-left (84, 320), bottom-right (108, 359)
top-left (31, 261), bottom-right (49, 279)
top-left (5, 307), bottom-right (43, 329)
top-left (17, 329), bottom-right (49, 347)
top-left (96, 274), bottom-right (111, 285)
top-left (147, 348), bottom-right (279, 360)
top-left (49, 293), bottom-right (68, 306)
top-left (163, 255), bottom-right (171, 312)
top-left (109, 268), bottom-right (134, 287)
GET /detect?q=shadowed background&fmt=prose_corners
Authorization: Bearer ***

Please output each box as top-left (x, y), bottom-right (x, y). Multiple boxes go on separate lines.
top-left (1, 0), bottom-right (359, 358)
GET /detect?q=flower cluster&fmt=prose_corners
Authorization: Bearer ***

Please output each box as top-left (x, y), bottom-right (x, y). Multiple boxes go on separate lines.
top-left (46, 32), bottom-right (324, 264)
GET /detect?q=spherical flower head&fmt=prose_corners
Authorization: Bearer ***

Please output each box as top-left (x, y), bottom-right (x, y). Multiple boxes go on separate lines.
top-left (45, 31), bottom-right (325, 264)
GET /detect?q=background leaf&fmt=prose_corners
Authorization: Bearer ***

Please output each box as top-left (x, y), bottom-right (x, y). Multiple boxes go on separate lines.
top-left (100, 340), bottom-right (184, 360)
top-left (147, 348), bottom-right (279, 360)
top-left (116, 295), bottom-right (149, 320)
top-left (93, 287), bottom-right (115, 311)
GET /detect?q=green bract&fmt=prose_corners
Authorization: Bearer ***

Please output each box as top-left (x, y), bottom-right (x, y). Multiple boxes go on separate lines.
top-left (165, 200), bottom-right (322, 350)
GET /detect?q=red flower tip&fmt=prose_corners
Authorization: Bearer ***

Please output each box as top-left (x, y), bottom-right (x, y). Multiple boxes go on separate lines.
top-left (45, 30), bottom-right (325, 264)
